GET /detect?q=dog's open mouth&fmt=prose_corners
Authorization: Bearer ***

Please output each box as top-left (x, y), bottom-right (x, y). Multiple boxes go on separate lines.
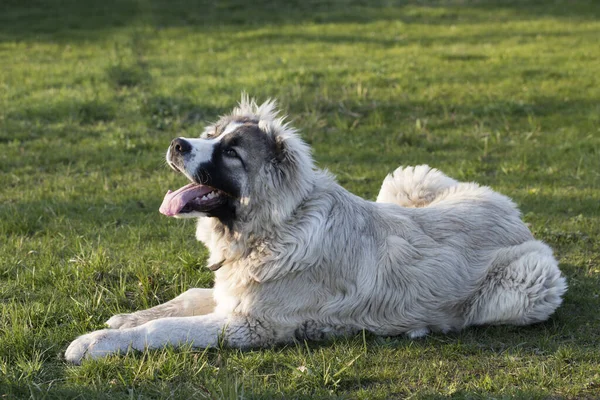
top-left (159, 183), bottom-right (227, 216)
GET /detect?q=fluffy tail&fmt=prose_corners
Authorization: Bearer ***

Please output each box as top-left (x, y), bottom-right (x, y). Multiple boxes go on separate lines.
top-left (376, 165), bottom-right (459, 207)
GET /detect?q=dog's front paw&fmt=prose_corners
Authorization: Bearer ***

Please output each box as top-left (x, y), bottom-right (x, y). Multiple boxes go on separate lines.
top-left (65, 329), bottom-right (132, 364)
top-left (106, 313), bottom-right (141, 329)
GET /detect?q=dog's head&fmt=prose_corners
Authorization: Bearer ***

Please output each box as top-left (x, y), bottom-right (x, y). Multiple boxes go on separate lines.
top-left (160, 96), bottom-right (315, 228)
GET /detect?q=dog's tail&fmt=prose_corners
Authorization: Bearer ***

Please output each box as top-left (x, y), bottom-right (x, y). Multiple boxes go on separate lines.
top-left (376, 165), bottom-right (459, 208)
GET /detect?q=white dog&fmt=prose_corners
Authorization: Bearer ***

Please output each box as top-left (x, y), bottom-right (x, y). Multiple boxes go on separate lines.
top-left (66, 97), bottom-right (566, 364)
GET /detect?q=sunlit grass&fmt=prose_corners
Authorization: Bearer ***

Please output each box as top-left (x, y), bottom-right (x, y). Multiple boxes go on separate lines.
top-left (1, 0), bottom-right (599, 398)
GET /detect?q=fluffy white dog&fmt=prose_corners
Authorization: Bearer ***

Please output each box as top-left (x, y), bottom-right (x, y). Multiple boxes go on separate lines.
top-left (66, 97), bottom-right (566, 364)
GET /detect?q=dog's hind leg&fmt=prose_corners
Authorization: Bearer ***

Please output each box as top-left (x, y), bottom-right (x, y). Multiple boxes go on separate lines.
top-left (106, 288), bottom-right (216, 329)
top-left (376, 165), bottom-right (459, 207)
top-left (465, 241), bottom-right (567, 327)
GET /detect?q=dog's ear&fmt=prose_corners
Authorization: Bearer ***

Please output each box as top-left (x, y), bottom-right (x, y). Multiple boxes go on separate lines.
top-left (269, 132), bottom-right (314, 179)
top-left (273, 135), bottom-right (289, 164)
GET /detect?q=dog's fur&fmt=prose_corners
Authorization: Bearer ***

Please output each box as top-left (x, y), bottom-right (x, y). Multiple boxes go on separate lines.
top-left (66, 97), bottom-right (566, 364)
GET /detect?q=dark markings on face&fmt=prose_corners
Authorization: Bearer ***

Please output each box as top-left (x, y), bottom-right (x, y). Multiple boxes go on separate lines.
top-left (193, 122), bottom-right (278, 226)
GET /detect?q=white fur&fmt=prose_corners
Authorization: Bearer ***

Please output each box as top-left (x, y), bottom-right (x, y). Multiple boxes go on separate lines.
top-left (179, 136), bottom-right (221, 181)
top-left (222, 121), bottom-right (243, 136)
top-left (65, 98), bottom-right (567, 364)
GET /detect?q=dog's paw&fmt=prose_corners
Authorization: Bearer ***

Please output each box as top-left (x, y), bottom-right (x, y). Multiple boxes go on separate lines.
top-left (65, 329), bottom-right (130, 364)
top-left (106, 313), bottom-right (141, 329)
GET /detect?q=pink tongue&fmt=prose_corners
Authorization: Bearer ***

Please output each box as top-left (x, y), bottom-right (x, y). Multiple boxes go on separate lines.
top-left (159, 183), bottom-right (213, 216)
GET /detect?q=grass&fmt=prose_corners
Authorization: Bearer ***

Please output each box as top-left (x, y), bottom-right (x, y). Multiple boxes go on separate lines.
top-left (1, 0), bottom-right (599, 398)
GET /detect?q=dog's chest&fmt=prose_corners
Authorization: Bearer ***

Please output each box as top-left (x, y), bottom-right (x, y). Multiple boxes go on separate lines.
top-left (212, 263), bottom-right (257, 314)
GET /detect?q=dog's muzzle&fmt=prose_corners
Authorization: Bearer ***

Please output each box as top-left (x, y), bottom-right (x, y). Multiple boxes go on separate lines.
top-left (168, 137), bottom-right (191, 172)
top-left (170, 138), bottom-right (192, 156)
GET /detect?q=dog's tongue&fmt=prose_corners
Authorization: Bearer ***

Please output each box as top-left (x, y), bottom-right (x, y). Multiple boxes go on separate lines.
top-left (159, 183), bottom-right (213, 216)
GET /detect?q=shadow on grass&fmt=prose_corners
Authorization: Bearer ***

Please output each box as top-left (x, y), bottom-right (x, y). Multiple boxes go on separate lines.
top-left (2, 95), bottom-right (225, 143)
top-left (5, 92), bottom-right (597, 139)
top-left (0, 0), bottom-right (598, 43)
top-left (235, 28), bottom-right (599, 49)
top-left (0, 198), bottom-right (158, 238)
top-left (5, 99), bottom-right (118, 125)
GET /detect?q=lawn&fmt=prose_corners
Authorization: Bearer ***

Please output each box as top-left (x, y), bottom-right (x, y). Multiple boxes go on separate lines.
top-left (1, 0), bottom-right (599, 398)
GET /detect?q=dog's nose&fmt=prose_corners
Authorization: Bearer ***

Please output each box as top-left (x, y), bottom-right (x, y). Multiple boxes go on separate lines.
top-left (171, 138), bottom-right (192, 155)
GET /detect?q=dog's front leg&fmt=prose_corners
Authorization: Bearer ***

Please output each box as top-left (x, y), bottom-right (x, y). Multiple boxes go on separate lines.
top-left (65, 313), bottom-right (285, 364)
top-left (106, 288), bottom-right (216, 329)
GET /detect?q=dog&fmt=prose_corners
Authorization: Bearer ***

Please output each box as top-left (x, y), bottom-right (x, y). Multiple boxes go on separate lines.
top-left (65, 96), bottom-right (567, 364)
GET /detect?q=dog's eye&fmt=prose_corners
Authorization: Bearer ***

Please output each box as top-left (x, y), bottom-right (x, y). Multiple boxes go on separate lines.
top-left (223, 148), bottom-right (238, 158)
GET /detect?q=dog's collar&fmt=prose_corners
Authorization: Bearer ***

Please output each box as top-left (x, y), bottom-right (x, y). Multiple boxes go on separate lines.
top-left (207, 259), bottom-right (225, 272)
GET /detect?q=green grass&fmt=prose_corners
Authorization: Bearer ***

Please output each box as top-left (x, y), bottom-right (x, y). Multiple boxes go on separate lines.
top-left (1, 0), bottom-right (599, 398)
